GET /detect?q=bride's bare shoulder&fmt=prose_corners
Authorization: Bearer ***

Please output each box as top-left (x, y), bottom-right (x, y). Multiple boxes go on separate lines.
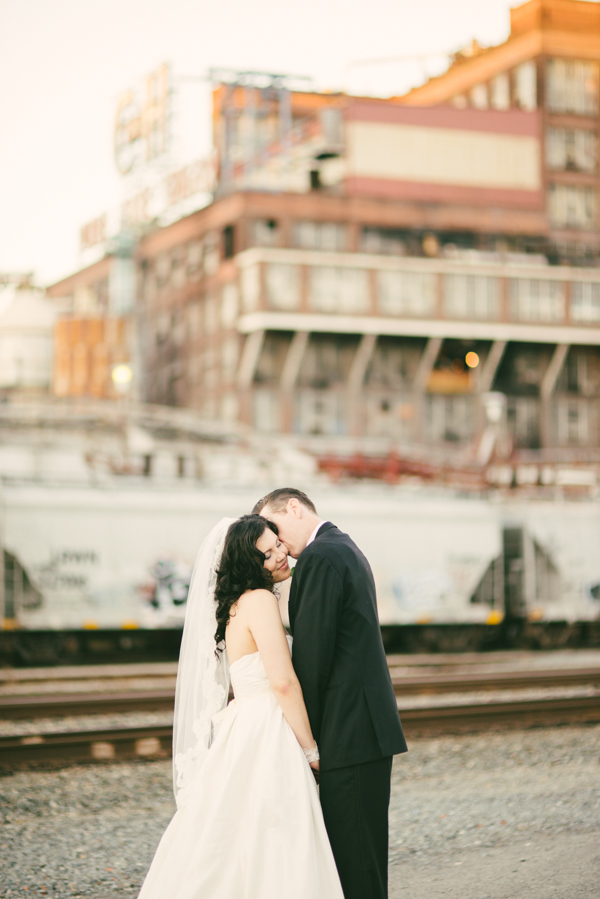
top-left (236, 588), bottom-right (277, 611)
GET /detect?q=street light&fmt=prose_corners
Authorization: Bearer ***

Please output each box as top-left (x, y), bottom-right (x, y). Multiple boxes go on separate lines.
top-left (111, 363), bottom-right (133, 395)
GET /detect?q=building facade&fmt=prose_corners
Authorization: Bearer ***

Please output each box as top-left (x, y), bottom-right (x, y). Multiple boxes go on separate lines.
top-left (399, 0), bottom-right (600, 266)
top-left (47, 0), bottom-right (600, 476)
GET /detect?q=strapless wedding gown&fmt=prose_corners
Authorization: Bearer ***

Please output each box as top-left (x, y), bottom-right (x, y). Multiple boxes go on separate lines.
top-left (138, 636), bottom-right (344, 899)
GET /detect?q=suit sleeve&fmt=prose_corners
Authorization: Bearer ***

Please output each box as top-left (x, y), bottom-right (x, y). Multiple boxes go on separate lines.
top-left (291, 552), bottom-right (344, 743)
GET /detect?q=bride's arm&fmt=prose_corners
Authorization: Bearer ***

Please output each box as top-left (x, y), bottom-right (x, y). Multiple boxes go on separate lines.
top-left (243, 589), bottom-right (319, 768)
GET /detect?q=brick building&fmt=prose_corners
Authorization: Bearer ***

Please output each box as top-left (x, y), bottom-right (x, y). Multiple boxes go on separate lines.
top-left (47, 0), bottom-right (600, 471)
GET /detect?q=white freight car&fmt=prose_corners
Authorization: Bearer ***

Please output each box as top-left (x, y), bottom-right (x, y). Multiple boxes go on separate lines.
top-left (2, 483), bottom-right (599, 641)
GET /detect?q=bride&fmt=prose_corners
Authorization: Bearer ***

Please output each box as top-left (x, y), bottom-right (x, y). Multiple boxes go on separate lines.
top-left (138, 514), bottom-right (344, 898)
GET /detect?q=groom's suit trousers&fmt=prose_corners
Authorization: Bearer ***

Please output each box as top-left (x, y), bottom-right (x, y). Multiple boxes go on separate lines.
top-left (319, 755), bottom-right (393, 899)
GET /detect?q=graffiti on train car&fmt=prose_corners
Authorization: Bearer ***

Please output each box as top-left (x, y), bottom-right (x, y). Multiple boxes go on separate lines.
top-left (30, 549), bottom-right (100, 592)
top-left (139, 558), bottom-right (194, 627)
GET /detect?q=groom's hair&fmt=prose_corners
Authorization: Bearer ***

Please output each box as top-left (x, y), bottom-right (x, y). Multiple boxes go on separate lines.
top-left (253, 487), bottom-right (317, 516)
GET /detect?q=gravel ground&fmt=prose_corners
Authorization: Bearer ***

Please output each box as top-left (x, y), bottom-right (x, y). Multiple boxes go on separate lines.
top-left (388, 725), bottom-right (600, 898)
top-left (0, 712), bottom-right (174, 738)
top-left (0, 724), bottom-right (598, 898)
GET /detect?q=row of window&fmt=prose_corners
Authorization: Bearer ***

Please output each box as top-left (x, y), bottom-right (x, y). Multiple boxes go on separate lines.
top-left (548, 183), bottom-right (595, 229)
top-left (452, 58), bottom-right (599, 116)
top-left (252, 389), bottom-right (599, 446)
top-left (146, 191), bottom-right (597, 299)
top-left (255, 263), bottom-right (600, 324)
top-left (453, 62), bottom-right (537, 112)
top-left (251, 186), bottom-right (598, 260)
top-left (546, 127), bottom-right (597, 173)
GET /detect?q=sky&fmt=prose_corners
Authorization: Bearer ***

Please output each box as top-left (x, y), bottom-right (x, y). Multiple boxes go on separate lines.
top-left (0, 0), bottom-right (516, 286)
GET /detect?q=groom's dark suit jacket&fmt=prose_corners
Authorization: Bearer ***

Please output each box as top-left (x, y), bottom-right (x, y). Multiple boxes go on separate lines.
top-left (288, 522), bottom-right (407, 771)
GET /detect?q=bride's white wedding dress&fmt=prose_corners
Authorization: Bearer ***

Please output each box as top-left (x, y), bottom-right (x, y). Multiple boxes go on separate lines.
top-left (138, 636), bottom-right (344, 899)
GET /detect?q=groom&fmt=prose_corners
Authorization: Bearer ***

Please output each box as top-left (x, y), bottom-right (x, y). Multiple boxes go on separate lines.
top-left (254, 488), bottom-right (407, 899)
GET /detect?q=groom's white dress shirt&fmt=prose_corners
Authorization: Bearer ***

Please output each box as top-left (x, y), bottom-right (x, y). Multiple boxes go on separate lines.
top-left (306, 521), bottom-right (326, 548)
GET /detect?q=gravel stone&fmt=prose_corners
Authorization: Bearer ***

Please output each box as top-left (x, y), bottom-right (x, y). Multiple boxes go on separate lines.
top-left (0, 724), bottom-right (598, 898)
top-left (0, 712), bottom-right (173, 739)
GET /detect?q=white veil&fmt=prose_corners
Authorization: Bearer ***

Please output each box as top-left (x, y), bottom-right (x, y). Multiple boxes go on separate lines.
top-left (173, 517), bottom-right (236, 809)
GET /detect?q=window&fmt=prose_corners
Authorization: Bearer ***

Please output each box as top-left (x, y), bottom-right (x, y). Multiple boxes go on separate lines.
top-left (204, 232), bottom-right (220, 276)
top-left (202, 346), bottom-right (217, 389)
top-left (367, 340), bottom-right (414, 390)
top-left (187, 301), bottom-right (202, 337)
top-left (546, 128), bottom-right (597, 172)
top-left (109, 257), bottom-right (135, 315)
top-left (365, 394), bottom-right (413, 439)
top-left (254, 334), bottom-right (290, 384)
top-left (444, 275), bottom-right (500, 320)
top-left (223, 225), bottom-right (235, 259)
top-left (512, 349), bottom-right (544, 388)
top-left (254, 390), bottom-right (280, 432)
top-left (320, 107), bottom-right (343, 146)
top-left (294, 391), bottom-right (346, 435)
top-left (426, 395), bottom-right (473, 444)
top-left (220, 283), bottom-right (239, 327)
top-left (571, 282), bottom-right (600, 323)
top-left (171, 248), bottom-right (187, 290)
top-left (556, 398), bottom-right (589, 445)
top-left (187, 241), bottom-right (203, 275)
top-left (309, 266), bottom-right (369, 314)
top-left (548, 184), bottom-right (595, 229)
top-left (507, 398), bottom-right (540, 449)
top-left (221, 338), bottom-right (239, 380)
top-left (250, 219), bottom-right (279, 247)
top-left (490, 73), bottom-right (510, 110)
top-left (470, 84), bottom-right (488, 109)
top-left (360, 227), bottom-right (406, 255)
top-left (299, 336), bottom-right (356, 389)
top-left (546, 59), bottom-right (599, 115)
top-left (562, 348), bottom-right (600, 394)
top-left (265, 264), bottom-right (301, 310)
top-left (514, 61), bottom-right (537, 110)
top-left (292, 221), bottom-right (346, 251)
top-left (378, 270), bottom-right (436, 317)
top-left (221, 392), bottom-right (239, 422)
top-left (509, 279), bottom-right (565, 323)
top-left (241, 265), bottom-right (260, 312)
top-left (155, 253), bottom-right (170, 287)
top-left (309, 170), bottom-right (322, 191)
top-left (204, 295), bottom-right (218, 334)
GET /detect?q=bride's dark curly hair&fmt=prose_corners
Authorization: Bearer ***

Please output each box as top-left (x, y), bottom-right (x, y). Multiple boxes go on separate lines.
top-left (214, 514), bottom-right (279, 650)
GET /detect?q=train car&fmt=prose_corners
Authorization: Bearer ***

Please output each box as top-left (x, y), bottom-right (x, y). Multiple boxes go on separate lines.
top-left (1, 481), bottom-right (599, 663)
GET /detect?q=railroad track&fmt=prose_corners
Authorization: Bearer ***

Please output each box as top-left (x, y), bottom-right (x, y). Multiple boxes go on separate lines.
top-left (1, 657), bottom-right (599, 769)
top-left (1, 693), bottom-right (599, 770)
top-left (0, 723), bottom-right (172, 768)
top-left (1, 666), bottom-right (600, 719)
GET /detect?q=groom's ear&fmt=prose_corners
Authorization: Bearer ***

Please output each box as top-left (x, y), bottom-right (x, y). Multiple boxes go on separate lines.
top-left (288, 498), bottom-right (302, 518)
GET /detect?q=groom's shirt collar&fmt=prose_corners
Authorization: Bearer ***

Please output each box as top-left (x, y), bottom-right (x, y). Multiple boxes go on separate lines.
top-left (306, 520), bottom-right (326, 547)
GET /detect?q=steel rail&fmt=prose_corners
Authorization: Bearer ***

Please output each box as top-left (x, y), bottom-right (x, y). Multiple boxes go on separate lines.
top-left (1, 694), bottom-right (599, 770)
top-left (2, 667), bottom-right (600, 719)
top-left (0, 723), bottom-right (172, 769)
top-left (397, 694), bottom-right (600, 735)
top-left (389, 666), bottom-right (600, 694)
top-left (0, 689), bottom-right (176, 719)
